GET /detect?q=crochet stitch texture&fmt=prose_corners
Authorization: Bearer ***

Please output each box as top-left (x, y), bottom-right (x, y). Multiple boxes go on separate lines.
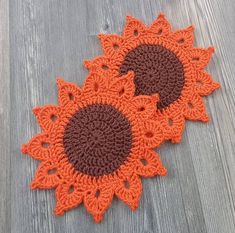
top-left (21, 72), bottom-right (167, 223)
top-left (84, 13), bottom-right (220, 143)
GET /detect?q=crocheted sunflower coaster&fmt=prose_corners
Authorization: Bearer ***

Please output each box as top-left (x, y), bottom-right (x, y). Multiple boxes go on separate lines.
top-left (21, 72), bottom-right (167, 223)
top-left (84, 13), bottom-right (220, 143)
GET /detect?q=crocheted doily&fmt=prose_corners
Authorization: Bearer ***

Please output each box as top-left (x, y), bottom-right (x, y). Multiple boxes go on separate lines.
top-left (84, 13), bottom-right (220, 143)
top-left (21, 72), bottom-right (167, 223)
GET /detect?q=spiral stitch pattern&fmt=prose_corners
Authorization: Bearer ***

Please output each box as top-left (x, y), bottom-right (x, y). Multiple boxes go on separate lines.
top-left (63, 103), bottom-right (132, 176)
top-left (120, 44), bottom-right (185, 109)
top-left (21, 71), bottom-right (167, 223)
top-left (84, 13), bottom-right (220, 143)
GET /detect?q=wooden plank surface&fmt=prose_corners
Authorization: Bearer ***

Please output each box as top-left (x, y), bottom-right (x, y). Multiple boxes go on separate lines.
top-left (0, 0), bottom-right (10, 233)
top-left (2, 0), bottom-right (234, 232)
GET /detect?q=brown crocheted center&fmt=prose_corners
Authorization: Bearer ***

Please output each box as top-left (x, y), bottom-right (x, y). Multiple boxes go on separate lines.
top-left (119, 44), bottom-right (185, 109)
top-left (63, 103), bottom-right (132, 177)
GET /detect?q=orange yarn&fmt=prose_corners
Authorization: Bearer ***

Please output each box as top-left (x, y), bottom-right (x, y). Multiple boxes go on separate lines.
top-left (84, 13), bottom-right (220, 143)
top-left (21, 71), bottom-right (167, 223)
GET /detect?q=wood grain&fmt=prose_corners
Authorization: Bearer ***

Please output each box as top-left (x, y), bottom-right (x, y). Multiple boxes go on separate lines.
top-left (1, 0), bottom-right (234, 232)
top-left (0, 0), bottom-right (10, 232)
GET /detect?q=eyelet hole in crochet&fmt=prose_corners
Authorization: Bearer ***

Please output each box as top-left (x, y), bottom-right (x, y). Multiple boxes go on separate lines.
top-left (102, 64), bottom-right (109, 70)
top-left (48, 168), bottom-right (57, 175)
top-left (113, 43), bottom-right (119, 50)
top-left (157, 28), bottom-right (163, 35)
top-left (196, 80), bottom-right (203, 87)
top-left (145, 131), bottom-right (154, 138)
top-left (95, 189), bottom-right (100, 198)
top-left (50, 114), bottom-right (57, 122)
top-left (140, 158), bottom-right (148, 166)
top-left (120, 44), bottom-right (185, 109)
top-left (188, 102), bottom-right (193, 109)
top-left (123, 180), bottom-right (130, 189)
top-left (68, 92), bottom-right (74, 101)
top-left (177, 38), bottom-right (185, 44)
top-left (133, 29), bottom-right (139, 36)
top-left (68, 185), bottom-right (75, 194)
top-left (192, 56), bottom-right (200, 62)
top-left (41, 141), bottom-right (49, 148)
top-left (168, 118), bottom-right (173, 126)
top-left (118, 88), bottom-right (125, 96)
top-left (94, 82), bottom-right (99, 92)
top-left (138, 106), bottom-right (145, 112)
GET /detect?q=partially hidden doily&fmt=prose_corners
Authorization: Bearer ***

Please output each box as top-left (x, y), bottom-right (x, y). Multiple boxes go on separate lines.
top-left (84, 13), bottom-right (220, 143)
top-left (21, 72), bottom-right (167, 223)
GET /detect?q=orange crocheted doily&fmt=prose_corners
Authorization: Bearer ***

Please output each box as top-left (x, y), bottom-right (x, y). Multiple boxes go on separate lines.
top-left (84, 13), bottom-right (220, 143)
top-left (21, 72), bottom-right (167, 223)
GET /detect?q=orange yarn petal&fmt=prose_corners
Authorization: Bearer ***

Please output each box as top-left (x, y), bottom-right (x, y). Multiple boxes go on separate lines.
top-left (190, 47), bottom-right (214, 69)
top-left (21, 133), bottom-right (52, 161)
top-left (83, 184), bottom-right (114, 223)
top-left (83, 73), bottom-right (107, 97)
top-left (108, 71), bottom-right (135, 102)
top-left (170, 26), bottom-right (194, 48)
top-left (57, 78), bottom-right (82, 107)
top-left (98, 34), bottom-right (124, 57)
top-left (33, 105), bottom-right (63, 132)
top-left (84, 13), bottom-right (220, 143)
top-left (22, 74), bottom-right (168, 222)
top-left (54, 181), bottom-right (83, 215)
top-left (149, 13), bottom-right (171, 35)
top-left (134, 149), bottom-right (167, 177)
top-left (124, 16), bottom-right (147, 39)
top-left (196, 71), bottom-right (221, 96)
top-left (131, 95), bottom-right (159, 120)
top-left (141, 120), bottom-right (164, 148)
top-left (156, 110), bottom-right (185, 143)
top-left (84, 56), bottom-right (118, 79)
top-left (183, 94), bottom-right (209, 122)
top-left (30, 160), bottom-right (61, 189)
top-left (115, 173), bottom-right (142, 210)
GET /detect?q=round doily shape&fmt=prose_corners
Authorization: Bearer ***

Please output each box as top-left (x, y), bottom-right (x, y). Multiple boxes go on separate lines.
top-left (22, 72), bottom-right (167, 223)
top-left (84, 13), bottom-right (220, 143)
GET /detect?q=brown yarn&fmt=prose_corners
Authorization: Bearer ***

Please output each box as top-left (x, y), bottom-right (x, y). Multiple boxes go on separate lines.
top-left (63, 103), bottom-right (132, 177)
top-left (84, 14), bottom-right (220, 144)
top-left (21, 74), bottom-right (167, 223)
top-left (119, 44), bottom-right (185, 109)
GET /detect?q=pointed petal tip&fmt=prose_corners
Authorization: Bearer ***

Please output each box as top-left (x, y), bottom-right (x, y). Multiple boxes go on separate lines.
top-left (56, 78), bottom-right (65, 87)
top-left (201, 114), bottom-right (210, 122)
top-left (208, 47), bottom-right (215, 54)
top-left (32, 107), bottom-right (41, 115)
top-left (30, 181), bottom-right (38, 190)
top-left (156, 12), bottom-right (170, 23)
top-left (171, 135), bottom-right (182, 144)
top-left (213, 82), bottom-right (221, 90)
top-left (187, 25), bottom-right (195, 31)
top-left (120, 70), bottom-right (135, 81)
top-left (93, 214), bottom-right (103, 223)
top-left (125, 15), bottom-right (143, 26)
top-left (129, 202), bottom-right (139, 211)
top-left (21, 144), bottom-right (28, 154)
top-left (56, 76), bottom-right (64, 81)
top-left (98, 33), bottom-right (105, 40)
top-left (152, 93), bottom-right (160, 104)
top-left (83, 60), bottom-right (92, 69)
top-left (54, 205), bottom-right (65, 216)
top-left (157, 12), bottom-right (166, 19)
top-left (127, 70), bottom-right (135, 79)
top-left (126, 15), bottom-right (136, 22)
top-left (158, 166), bottom-right (168, 176)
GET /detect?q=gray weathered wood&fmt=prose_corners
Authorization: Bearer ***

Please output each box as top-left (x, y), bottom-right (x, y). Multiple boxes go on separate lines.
top-left (1, 0), bottom-right (234, 232)
top-left (0, 0), bottom-right (10, 232)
